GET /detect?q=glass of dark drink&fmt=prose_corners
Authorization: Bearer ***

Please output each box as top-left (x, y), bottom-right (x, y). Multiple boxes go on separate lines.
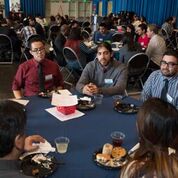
top-left (111, 131), bottom-right (125, 147)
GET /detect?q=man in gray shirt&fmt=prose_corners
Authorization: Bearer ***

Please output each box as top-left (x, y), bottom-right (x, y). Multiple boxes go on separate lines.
top-left (141, 50), bottom-right (178, 109)
top-left (76, 42), bottom-right (128, 96)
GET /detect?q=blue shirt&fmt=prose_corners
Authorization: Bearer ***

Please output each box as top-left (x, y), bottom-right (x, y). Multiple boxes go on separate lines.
top-left (93, 31), bottom-right (113, 43)
top-left (141, 70), bottom-right (178, 108)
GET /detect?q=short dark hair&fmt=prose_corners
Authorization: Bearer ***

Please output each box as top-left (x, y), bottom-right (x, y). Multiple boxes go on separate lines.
top-left (138, 23), bottom-right (147, 32)
top-left (99, 22), bottom-right (107, 29)
top-left (97, 42), bottom-right (112, 53)
top-left (0, 100), bottom-right (26, 157)
top-left (28, 35), bottom-right (45, 49)
top-left (163, 50), bottom-right (178, 62)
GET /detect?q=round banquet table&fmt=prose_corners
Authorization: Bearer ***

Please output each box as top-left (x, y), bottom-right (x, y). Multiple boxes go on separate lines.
top-left (25, 96), bottom-right (140, 178)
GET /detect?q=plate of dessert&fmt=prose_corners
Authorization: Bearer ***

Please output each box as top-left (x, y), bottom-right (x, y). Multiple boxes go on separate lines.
top-left (114, 101), bottom-right (139, 114)
top-left (93, 143), bottom-right (127, 169)
top-left (20, 153), bottom-right (58, 178)
top-left (77, 99), bottom-right (95, 111)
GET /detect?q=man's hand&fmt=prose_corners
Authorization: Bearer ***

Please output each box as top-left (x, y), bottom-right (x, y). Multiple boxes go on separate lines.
top-left (83, 83), bottom-right (99, 95)
top-left (24, 135), bottom-right (45, 152)
top-left (82, 84), bottom-right (93, 96)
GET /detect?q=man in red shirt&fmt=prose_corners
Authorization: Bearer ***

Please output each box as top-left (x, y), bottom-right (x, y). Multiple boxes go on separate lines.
top-left (137, 23), bottom-right (150, 49)
top-left (12, 37), bottom-right (64, 99)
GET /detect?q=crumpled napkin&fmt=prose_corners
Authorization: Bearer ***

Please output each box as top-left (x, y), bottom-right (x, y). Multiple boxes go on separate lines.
top-left (20, 140), bottom-right (56, 160)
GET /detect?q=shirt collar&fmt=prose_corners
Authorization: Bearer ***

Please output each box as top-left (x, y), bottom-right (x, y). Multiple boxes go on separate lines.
top-left (33, 58), bottom-right (46, 67)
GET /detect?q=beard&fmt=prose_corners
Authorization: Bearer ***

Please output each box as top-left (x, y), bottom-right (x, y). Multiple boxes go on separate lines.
top-left (161, 69), bottom-right (176, 77)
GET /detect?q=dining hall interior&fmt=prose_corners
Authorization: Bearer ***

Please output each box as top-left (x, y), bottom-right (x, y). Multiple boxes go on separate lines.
top-left (0, 0), bottom-right (178, 178)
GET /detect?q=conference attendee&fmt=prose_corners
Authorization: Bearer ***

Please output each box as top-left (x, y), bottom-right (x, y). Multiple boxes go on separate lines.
top-left (126, 24), bottom-right (136, 41)
top-left (12, 37), bottom-right (64, 99)
top-left (137, 23), bottom-right (150, 49)
top-left (29, 16), bottom-right (45, 40)
top-left (76, 42), bottom-right (128, 96)
top-left (93, 22), bottom-right (113, 43)
top-left (161, 17), bottom-right (174, 36)
top-left (54, 24), bottom-right (70, 66)
top-left (119, 32), bottom-right (142, 63)
top-left (141, 50), bottom-right (178, 109)
top-left (0, 100), bottom-right (45, 177)
top-left (64, 27), bottom-right (86, 70)
top-left (80, 30), bottom-right (97, 63)
top-left (121, 98), bottom-right (178, 178)
top-left (146, 24), bottom-right (166, 69)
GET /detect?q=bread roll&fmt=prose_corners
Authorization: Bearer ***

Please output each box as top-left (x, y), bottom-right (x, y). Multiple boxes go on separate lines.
top-left (102, 143), bottom-right (113, 155)
top-left (96, 153), bottom-right (111, 163)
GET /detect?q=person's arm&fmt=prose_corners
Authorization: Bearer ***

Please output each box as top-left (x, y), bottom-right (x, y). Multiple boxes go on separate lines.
top-left (76, 63), bottom-right (92, 94)
top-left (140, 73), bottom-right (154, 101)
top-left (13, 90), bottom-right (23, 99)
top-left (100, 65), bottom-right (128, 95)
top-left (12, 64), bottom-right (25, 99)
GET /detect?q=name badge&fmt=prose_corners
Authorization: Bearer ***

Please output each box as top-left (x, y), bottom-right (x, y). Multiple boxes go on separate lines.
top-left (104, 79), bottom-right (113, 84)
top-left (45, 74), bottom-right (53, 81)
top-left (167, 93), bottom-right (173, 103)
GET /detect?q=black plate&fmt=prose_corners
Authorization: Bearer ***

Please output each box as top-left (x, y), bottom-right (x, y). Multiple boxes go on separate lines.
top-left (20, 153), bottom-right (58, 178)
top-left (38, 92), bottom-right (52, 98)
top-left (77, 100), bottom-right (95, 111)
top-left (93, 148), bottom-right (127, 170)
top-left (114, 102), bottom-right (139, 114)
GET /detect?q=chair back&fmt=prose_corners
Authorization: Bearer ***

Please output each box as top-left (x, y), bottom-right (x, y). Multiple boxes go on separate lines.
top-left (63, 47), bottom-right (83, 70)
top-left (112, 32), bottom-right (123, 42)
top-left (161, 28), bottom-right (169, 40)
top-left (81, 30), bottom-right (90, 39)
top-left (0, 34), bottom-right (14, 64)
top-left (127, 53), bottom-right (150, 77)
top-left (48, 25), bottom-right (60, 42)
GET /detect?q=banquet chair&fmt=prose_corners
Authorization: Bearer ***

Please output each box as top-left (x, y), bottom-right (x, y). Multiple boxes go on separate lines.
top-left (126, 53), bottom-right (150, 94)
top-left (161, 28), bottom-right (176, 49)
top-left (47, 25), bottom-right (60, 43)
top-left (63, 47), bottom-right (84, 83)
top-left (82, 21), bottom-right (90, 29)
top-left (112, 32), bottom-right (123, 42)
top-left (81, 30), bottom-right (90, 39)
top-left (0, 34), bottom-right (14, 64)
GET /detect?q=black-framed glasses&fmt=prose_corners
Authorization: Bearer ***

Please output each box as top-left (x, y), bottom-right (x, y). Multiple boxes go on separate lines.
top-left (160, 60), bottom-right (178, 68)
top-left (31, 48), bottom-right (45, 53)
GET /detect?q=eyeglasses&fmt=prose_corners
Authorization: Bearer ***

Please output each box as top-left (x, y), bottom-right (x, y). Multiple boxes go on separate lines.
top-left (160, 60), bottom-right (178, 68)
top-left (31, 48), bottom-right (45, 53)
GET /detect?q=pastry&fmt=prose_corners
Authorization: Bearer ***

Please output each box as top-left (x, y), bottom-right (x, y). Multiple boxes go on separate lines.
top-left (111, 147), bottom-right (126, 158)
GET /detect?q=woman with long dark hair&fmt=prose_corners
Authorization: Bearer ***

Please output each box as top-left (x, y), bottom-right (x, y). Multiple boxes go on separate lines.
top-left (121, 98), bottom-right (178, 178)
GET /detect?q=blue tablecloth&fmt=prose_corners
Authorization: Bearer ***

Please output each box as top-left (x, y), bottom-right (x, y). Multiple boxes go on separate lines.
top-left (25, 96), bottom-right (140, 178)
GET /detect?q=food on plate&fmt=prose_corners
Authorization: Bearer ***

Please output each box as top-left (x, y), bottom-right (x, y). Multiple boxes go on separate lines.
top-left (32, 168), bottom-right (39, 176)
top-left (102, 143), bottom-right (113, 155)
top-left (111, 147), bottom-right (126, 158)
top-left (96, 153), bottom-right (111, 163)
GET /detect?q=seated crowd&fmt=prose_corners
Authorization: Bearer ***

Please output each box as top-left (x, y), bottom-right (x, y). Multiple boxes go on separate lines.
top-left (0, 10), bottom-right (178, 178)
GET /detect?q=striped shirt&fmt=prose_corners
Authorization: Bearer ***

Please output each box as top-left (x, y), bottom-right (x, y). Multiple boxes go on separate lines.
top-left (141, 70), bottom-right (178, 108)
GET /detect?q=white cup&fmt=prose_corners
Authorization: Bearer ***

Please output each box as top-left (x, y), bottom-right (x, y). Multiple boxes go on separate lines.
top-left (55, 137), bottom-right (70, 154)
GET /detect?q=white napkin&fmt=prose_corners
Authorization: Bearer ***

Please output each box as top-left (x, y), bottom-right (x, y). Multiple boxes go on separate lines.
top-left (51, 93), bottom-right (78, 107)
top-left (79, 96), bottom-right (91, 102)
top-left (20, 140), bottom-right (55, 159)
top-left (9, 99), bottom-right (29, 106)
top-left (57, 89), bottom-right (72, 96)
top-left (46, 107), bottom-right (85, 122)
